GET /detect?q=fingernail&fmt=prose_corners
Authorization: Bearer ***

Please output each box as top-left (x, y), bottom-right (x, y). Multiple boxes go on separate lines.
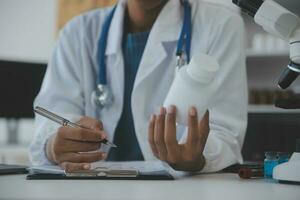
top-left (83, 164), bottom-right (90, 170)
top-left (167, 105), bottom-right (176, 114)
top-left (100, 131), bottom-right (107, 139)
top-left (189, 107), bottom-right (197, 116)
top-left (150, 114), bottom-right (156, 122)
top-left (160, 107), bottom-right (166, 115)
top-left (102, 153), bottom-right (107, 159)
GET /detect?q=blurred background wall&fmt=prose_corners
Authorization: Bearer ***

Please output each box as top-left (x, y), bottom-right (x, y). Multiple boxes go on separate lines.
top-left (0, 0), bottom-right (236, 63)
top-left (0, 0), bottom-right (56, 63)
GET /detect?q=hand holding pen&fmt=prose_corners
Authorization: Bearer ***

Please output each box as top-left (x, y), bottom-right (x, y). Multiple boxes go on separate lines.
top-left (34, 107), bottom-right (116, 172)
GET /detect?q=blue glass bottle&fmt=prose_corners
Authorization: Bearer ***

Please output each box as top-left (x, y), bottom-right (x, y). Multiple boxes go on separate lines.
top-left (264, 152), bottom-right (278, 179)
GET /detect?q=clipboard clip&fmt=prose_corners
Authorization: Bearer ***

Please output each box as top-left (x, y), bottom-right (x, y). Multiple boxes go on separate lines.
top-left (65, 168), bottom-right (138, 178)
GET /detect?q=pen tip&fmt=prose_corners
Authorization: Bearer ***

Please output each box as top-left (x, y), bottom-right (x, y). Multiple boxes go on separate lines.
top-left (111, 144), bottom-right (118, 148)
top-left (105, 141), bottom-right (117, 148)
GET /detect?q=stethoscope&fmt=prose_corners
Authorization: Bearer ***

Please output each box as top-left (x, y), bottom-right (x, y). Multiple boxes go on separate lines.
top-left (91, 0), bottom-right (192, 109)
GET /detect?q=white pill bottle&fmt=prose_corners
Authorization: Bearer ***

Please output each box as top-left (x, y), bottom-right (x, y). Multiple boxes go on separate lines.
top-left (163, 53), bottom-right (220, 125)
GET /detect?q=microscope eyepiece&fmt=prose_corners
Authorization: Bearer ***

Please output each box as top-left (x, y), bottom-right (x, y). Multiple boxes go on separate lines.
top-left (232, 0), bottom-right (264, 17)
top-left (278, 62), bottom-right (300, 89)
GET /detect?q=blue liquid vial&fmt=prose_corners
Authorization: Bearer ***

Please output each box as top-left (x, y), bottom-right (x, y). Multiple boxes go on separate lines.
top-left (264, 152), bottom-right (278, 179)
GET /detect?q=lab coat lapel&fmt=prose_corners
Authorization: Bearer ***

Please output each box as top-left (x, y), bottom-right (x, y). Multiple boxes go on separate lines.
top-left (103, 0), bottom-right (184, 159)
top-left (132, 0), bottom-right (184, 160)
top-left (99, 0), bottom-right (126, 147)
top-left (133, 0), bottom-right (183, 88)
top-left (105, 0), bottom-right (126, 55)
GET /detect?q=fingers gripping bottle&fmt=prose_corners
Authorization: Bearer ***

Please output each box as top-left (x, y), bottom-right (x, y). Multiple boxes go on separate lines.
top-left (164, 53), bottom-right (220, 125)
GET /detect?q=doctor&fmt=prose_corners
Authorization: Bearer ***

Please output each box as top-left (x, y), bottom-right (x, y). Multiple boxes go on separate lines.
top-left (30, 0), bottom-right (248, 172)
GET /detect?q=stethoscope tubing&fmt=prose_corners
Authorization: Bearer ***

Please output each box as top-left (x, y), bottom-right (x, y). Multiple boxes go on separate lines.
top-left (93, 0), bottom-right (192, 108)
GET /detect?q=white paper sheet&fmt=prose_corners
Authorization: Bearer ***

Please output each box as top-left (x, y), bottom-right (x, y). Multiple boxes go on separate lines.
top-left (29, 161), bottom-right (187, 179)
top-left (90, 161), bottom-right (168, 172)
top-left (29, 165), bottom-right (65, 174)
top-left (29, 161), bottom-right (170, 174)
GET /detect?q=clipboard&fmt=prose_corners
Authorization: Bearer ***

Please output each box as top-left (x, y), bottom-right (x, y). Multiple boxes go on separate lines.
top-left (0, 164), bottom-right (28, 175)
top-left (26, 161), bottom-right (174, 180)
top-left (26, 170), bottom-right (174, 180)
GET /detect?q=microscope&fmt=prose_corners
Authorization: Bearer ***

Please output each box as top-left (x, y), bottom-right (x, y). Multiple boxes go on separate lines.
top-left (233, 0), bottom-right (300, 184)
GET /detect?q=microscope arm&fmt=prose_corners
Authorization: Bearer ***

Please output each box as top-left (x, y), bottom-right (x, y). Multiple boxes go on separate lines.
top-left (290, 25), bottom-right (300, 65)
top-left (233, 0), bottom-right (300, 89)
top-left (254, 0), bottom-right (300, 65)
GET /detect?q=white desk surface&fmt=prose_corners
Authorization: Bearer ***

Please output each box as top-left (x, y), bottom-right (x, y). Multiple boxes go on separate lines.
top-left (0, 173), bottom-right (299, 200)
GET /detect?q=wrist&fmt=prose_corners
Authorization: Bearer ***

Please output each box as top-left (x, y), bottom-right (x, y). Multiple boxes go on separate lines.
top-left (45, 135), bottom-right (56, 164)
top-left (188, 154), bottom-right (206, 172)
top-left (170, 154), bottom-right (206, 172)
top-left (197, 154), bottom-right (206, 171)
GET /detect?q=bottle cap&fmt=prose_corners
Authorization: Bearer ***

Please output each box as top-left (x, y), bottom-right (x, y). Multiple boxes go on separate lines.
top-left (265, 151), bottom-right (277, 159)
top-left (186, 53), bottom-right (220, 83)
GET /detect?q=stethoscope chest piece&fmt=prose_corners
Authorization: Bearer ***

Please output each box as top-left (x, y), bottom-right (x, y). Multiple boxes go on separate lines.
top-left (91, 84), bottom-right (113, 109)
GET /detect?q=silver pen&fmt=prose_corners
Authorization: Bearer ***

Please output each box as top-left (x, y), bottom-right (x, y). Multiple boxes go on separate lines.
top-left (34, 106), bottom-right (117, 148)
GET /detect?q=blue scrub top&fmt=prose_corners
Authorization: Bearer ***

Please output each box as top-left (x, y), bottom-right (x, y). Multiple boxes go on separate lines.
top-left (106, 31), bottom-right (150, 161)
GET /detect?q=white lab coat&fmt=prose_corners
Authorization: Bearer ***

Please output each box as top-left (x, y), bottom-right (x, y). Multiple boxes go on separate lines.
top-left (30, 0), bottom-right (248, 172)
